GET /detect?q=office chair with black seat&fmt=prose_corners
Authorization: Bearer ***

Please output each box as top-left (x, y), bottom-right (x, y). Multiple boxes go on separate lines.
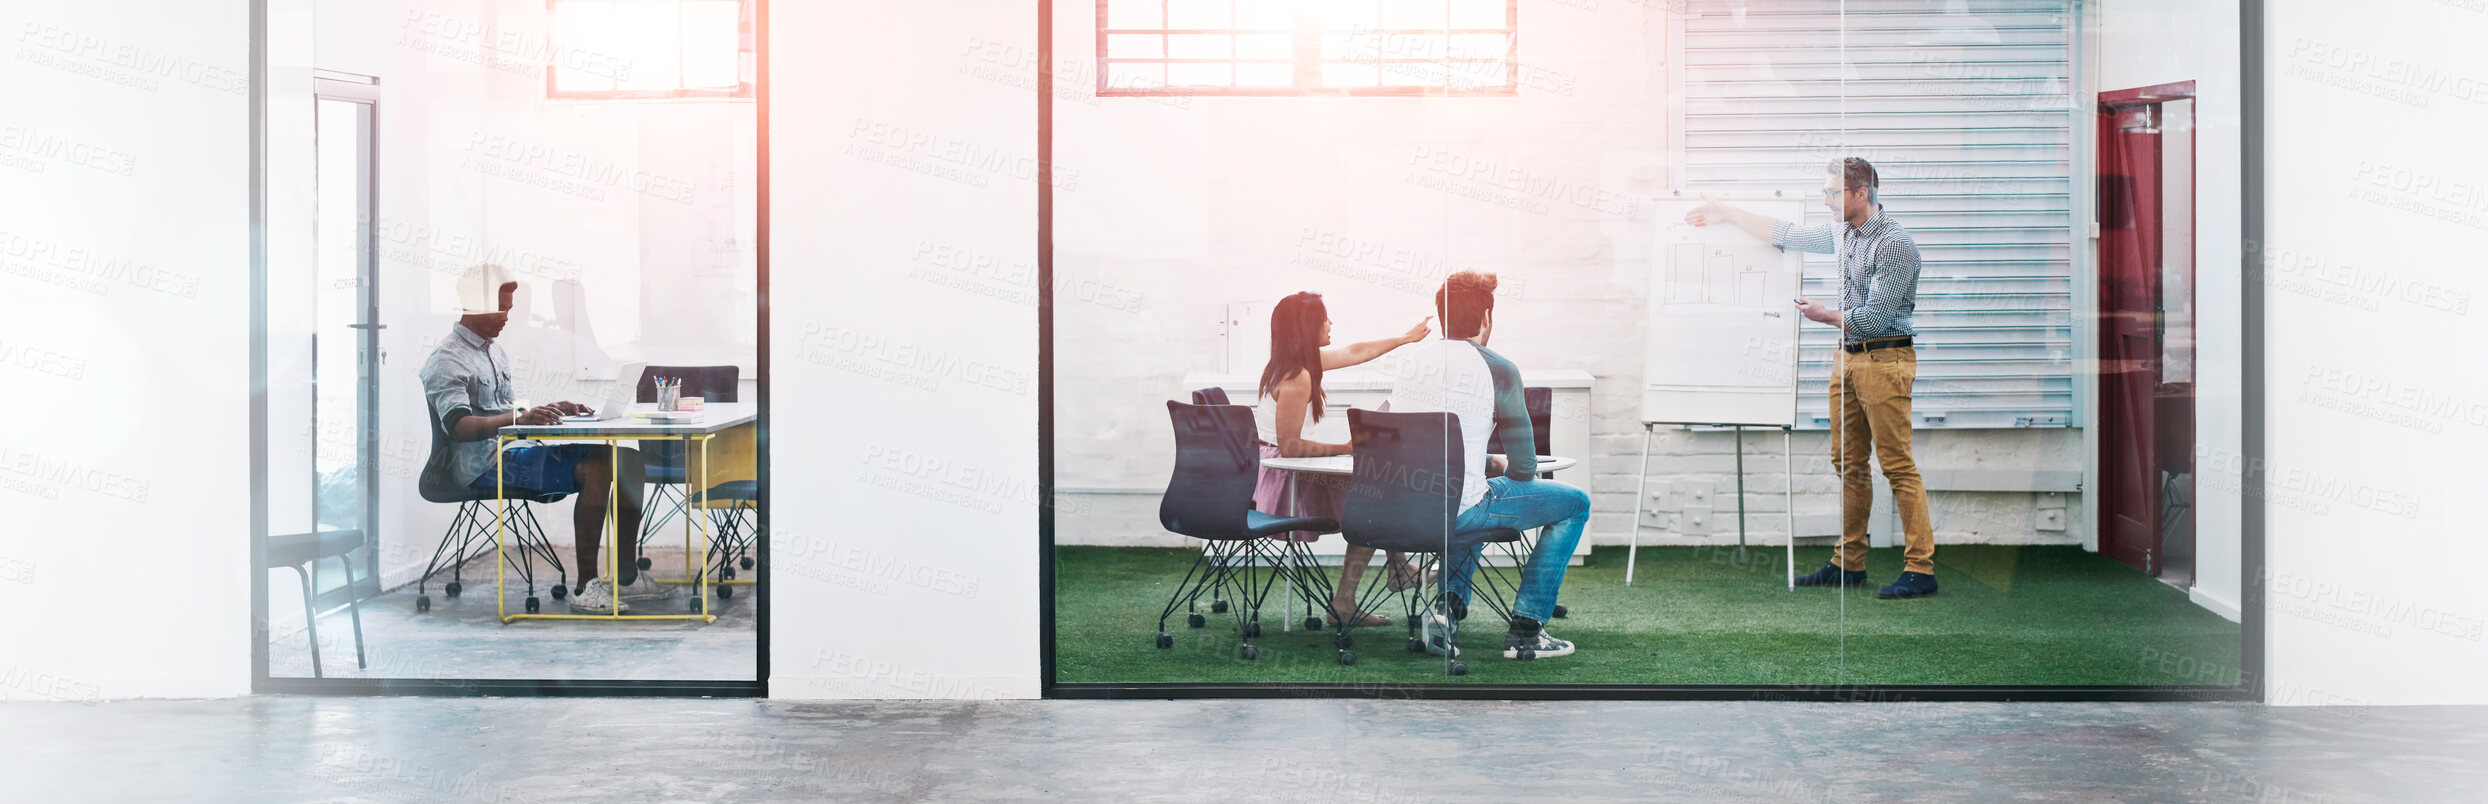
top-left (689, 478), bottom-right (759, 599)
top-left (1334, 409), bottom-right (1523, 675)
top-left (265, 529), bottom-right (366, 677)
top-left (1152, 400), bottom-right (1339, 661)
top-left (1478, 385), bottom-right (1566, 620)
top-left (1160, 387), bottom-right (1245, 621)
top-left (412, 399), bottom-right (570, 614)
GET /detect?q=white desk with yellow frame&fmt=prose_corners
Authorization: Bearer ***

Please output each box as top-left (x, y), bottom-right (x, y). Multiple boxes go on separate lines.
top-left (493, 402), bottom-right (757, 623)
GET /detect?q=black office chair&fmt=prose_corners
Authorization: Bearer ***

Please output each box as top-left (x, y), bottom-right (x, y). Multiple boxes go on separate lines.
top-left (1481, 386), bottom-right (1553, 465)
top-left (691, 478), bottom-right (760, 599)
top-left (634, 365), bottom-right (741, 560)
top-left (1153, 401), bottom-right (1339, 660)
top-left (1173, 386), bottom-right (1245, 617)
top-left (412, 401), bottom-right (570, 614)
top-left (265, 529), bottom-right (366, 677)
top-left (1479, 386), bottom-right (1567, 620)
top-left (1335, 409), bottom-right (1523, 674)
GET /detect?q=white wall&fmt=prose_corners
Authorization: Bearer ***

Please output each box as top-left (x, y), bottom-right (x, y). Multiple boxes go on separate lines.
top-left (1046, 0), bottom-right (2088, 552)
top-left (0, 0), bottom-right (253, 700)
top-left (2262, 0), bottom-right (2488, 705)
top-left (766, 0), bottom-right (1041, 699)
top-left (16, 0), bottom-right (2481, 706)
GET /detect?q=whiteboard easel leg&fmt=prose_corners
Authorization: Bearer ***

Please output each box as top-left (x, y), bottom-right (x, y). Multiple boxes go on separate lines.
top-left (1734, 426), bottom-right (1749, 568)
top-left (1625, 423), bottom-right (1653, 587)
top-left (1785, 426), bottom-right (1796, 590)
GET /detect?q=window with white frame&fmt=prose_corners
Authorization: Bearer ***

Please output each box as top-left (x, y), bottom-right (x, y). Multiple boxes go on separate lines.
top-left (1097, 0), bottom-right (1518, 96)
top-left (548, 0), bottom-right (753, 99)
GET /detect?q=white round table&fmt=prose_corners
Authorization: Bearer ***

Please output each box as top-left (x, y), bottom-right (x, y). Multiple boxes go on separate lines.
top-left (1260, 454), bottom-right (1579, 476)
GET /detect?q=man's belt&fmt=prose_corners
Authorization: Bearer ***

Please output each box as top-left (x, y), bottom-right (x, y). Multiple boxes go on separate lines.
top-left (1840, 337), bottom-right (1912, 354)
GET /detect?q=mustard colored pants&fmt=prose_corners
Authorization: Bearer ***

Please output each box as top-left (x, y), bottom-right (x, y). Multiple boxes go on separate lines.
top-left (1829, 344), bottom-right (1935, 575)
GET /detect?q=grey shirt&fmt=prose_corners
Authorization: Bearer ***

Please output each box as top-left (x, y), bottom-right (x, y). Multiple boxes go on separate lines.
top-left (1772, 207), bottom-right (1922, 342)
top-left (418, 323), bottom-right (537, 487)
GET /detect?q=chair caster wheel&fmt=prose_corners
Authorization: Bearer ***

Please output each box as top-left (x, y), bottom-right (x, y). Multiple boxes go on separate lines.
top-left (550, 585), bottom-right (567, 600)
top-left (1447, 660), bottom-right (1468, 676)
top-left (1187, 613), bottom-right (1206, 628)
top-left (718, 585), bottom-right (733, 599)
top-left (1156, 633), bottom-right (1173, 649)
top-left (1552, 604), bottom-right (1568, 619)
top-left (1210, 599), bottom-right (1229, 614)
top-left (740, 557), bottom-right (755, 570)
top-left (1515, 648), bottom-right (1536, 661)
top-left (1334, 634), bottom-right (1353, 650)
top-left (1242, 621), bottom-right (1262, 638)
top-left (525, 597), bottom-right (541, 614)
top-left (1303, 616), bottom-right (1323, 632)
top-left (1338, 651), bottom-right (1356, 666)
top-left (637, 557), bottom-right (652, 571)
top-left (1406, 637), bottom-right (1424, 653)
top-left (416, 595), bottom-right (431, 613)
top-left (444, 582), bottom-right (462, 598)
top-left (1240, 645), bottom-right (1259, 661)
top-left (723, 567), bottom-right (736, 580)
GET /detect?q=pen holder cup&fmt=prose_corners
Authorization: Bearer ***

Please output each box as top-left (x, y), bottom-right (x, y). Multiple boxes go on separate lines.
top-left (657, 387), bottom-right (681, 412)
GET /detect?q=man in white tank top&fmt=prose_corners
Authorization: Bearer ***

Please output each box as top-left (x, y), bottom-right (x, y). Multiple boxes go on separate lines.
top-left (1385, 271), bottom-right (1591, 661)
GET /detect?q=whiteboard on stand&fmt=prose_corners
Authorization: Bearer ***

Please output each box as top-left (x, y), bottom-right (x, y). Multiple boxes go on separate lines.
top-left (1643, 191), bottom-right (1807, 428)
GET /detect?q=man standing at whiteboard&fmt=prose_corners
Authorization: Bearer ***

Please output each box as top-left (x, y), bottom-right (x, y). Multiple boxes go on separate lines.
top-left (1685, 157), bottom-right (1938, 600)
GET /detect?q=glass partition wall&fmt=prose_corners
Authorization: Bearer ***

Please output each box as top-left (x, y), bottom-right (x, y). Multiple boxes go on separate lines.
top-left (259, 0), bottom-right (761, 687)
top-left (1046, 0), bottom-right (2248, 695)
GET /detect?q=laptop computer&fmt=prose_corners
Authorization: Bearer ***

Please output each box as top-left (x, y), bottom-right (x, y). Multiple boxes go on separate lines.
top-left (563, 363), bottom-right (646, 422)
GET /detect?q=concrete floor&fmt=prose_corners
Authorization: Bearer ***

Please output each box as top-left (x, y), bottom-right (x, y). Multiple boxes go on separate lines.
top-left (266, 544), bottom-right (758, 681)
top-left (3, 698), bottom-right (2480, 802)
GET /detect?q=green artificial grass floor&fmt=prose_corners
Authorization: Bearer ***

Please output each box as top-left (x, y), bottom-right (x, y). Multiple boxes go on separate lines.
top-left (1054, 544), bottom-right (2242, 686)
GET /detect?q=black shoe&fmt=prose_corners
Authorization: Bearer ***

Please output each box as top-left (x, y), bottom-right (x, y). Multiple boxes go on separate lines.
top-left (1503, 617), bottom-right (1575, 660)
top-left (1792, 561), bottom-right (1869, 588)
top-left (1876, 571), bottom-right (1939, 599)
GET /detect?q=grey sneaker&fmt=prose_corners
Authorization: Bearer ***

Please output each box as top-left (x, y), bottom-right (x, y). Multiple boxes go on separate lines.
top-left (568, 578), bottom-right (629, 614)
top-left (617, 573), bottom-right (673, 601)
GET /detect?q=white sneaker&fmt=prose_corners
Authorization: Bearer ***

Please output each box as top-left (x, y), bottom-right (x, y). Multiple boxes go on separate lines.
top-left (568, 578), bottom-right (629, 614)
top-left (617, 573), bottom-right (673, 601)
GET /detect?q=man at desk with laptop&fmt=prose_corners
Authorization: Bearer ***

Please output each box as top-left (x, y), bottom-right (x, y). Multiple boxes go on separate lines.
top-left (419, 264), bottom-right (669, 615)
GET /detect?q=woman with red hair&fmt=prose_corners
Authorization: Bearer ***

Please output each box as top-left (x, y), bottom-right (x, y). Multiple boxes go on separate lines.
top-left (1255, 291), bottom-right (1431, 627)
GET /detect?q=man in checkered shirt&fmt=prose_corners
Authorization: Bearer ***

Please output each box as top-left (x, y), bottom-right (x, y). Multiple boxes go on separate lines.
top-left (1684, 157), bottom-right (1940, 600)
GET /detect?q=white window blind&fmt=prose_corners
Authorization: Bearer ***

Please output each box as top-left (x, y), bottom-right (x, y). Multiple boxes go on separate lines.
top-left (1676, 0), bottom-right (2076, 429)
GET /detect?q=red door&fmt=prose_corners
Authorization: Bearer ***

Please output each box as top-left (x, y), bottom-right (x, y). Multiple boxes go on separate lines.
top-left (2096, 82), bottom-right (2195, 578)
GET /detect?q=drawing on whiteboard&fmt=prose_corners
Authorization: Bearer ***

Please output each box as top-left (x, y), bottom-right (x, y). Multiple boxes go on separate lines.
top-left (1644, 193), bottom-right (1808, 427)
top-left (1666, 243), bottom-right (1777, 308)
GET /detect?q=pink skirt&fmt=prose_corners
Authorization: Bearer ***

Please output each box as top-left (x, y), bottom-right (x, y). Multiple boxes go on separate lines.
top-left (1253, 443), bottom-right (1348, 541)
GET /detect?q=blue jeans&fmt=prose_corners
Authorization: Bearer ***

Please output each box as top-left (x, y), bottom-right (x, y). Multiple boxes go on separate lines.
top-left (1441, 476), bottom-right (1590, 625)
top-left (467, 444), bottom-right (599, 495)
